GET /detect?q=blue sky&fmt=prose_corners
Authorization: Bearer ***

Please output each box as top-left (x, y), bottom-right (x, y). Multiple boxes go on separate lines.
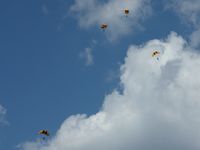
top-left (0, 0), bottom-right (199, 150)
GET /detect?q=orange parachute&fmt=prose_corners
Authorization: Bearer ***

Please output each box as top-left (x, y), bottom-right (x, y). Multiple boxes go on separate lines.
top-left (100, 24), bottom-right (108, 30)
top-left (152, 50), bottom-right (161, 60)
top-left (124, 9), bottom-right (129, 16)
top-left (152, 51), bottom-right (160, 57)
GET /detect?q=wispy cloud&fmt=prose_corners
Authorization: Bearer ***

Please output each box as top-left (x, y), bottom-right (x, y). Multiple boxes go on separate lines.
top-left (105, 69), bottom-right (120, 82)
top-left (166, 0), bottom-right (200, 48)
top-left (0, 105), bottom-right (7, 125)
top-left (20, 32), bottom-right (200, 150)
top-left (70, 0), bottom-right (152, 40)
top-left (42, 4), bottom-right (49, 15)
top-left (166, 0), bottom-right (200, 26)
top-left (80, 47), bottom-right (94, 66)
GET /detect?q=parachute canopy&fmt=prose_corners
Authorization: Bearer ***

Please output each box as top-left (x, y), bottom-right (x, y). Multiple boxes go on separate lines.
top-left (124, 9), bottom-right (129, 15)
top-left (152, 51), bottom-right (160, 57)
top-left (100, 24), bottom-right (108, 30)
top-left (38, 130), bottom-right (49, 136)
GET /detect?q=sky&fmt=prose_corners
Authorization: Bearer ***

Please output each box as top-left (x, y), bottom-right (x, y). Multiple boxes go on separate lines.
top-left (0, 0), bottom-right (200, 150)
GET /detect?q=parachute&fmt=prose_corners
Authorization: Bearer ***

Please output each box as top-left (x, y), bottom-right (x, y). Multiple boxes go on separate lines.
top-left (38, 130), bottom-right (50, 140)
top-left (100, 24), bottom-right (108, 31)
top-left (152, 50), bottom-right (160, 60)
top-left (39, 130), bottom-right (49, 136)
top-left (124, 9), bottom-right (129, 16)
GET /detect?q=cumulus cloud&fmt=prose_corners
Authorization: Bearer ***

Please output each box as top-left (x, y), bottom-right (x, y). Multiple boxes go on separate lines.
top-left (166, 0), bottom-right (200, 47)
top-left (0, 105), bottom-right (7, 124)
top-left (70, 0), bottom-right (152, 40)
top-left (80, 47), bottom-right (94, 66)
top-left (20, 32), bottom-right (200, 150)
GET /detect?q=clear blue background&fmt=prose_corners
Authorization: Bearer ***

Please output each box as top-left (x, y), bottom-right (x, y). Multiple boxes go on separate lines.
top-left (0, 0), bottom-right (191, 149)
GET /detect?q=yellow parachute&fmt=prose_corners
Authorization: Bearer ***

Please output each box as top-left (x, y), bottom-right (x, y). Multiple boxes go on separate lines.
top-left (38, 130), bottom-right (50, 141)
top-left (38, 130), bottom-right (50, 136)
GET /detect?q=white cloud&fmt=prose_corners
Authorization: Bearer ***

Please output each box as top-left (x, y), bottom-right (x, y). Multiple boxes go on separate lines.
top-left (166, 0), bottom-right (200, 26)
top-left (20, 32), bottom-right (200, 150)
top-left (0, 105), bottom-right (7, 124)
top-left (80, 47), bottom-right (94, 66)
top-left (70, 0), bottom-right (152, 40)
top-left (166, 0), bottom-right (200, 48)
top-left (190, 28), bottom-right (200, 48)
